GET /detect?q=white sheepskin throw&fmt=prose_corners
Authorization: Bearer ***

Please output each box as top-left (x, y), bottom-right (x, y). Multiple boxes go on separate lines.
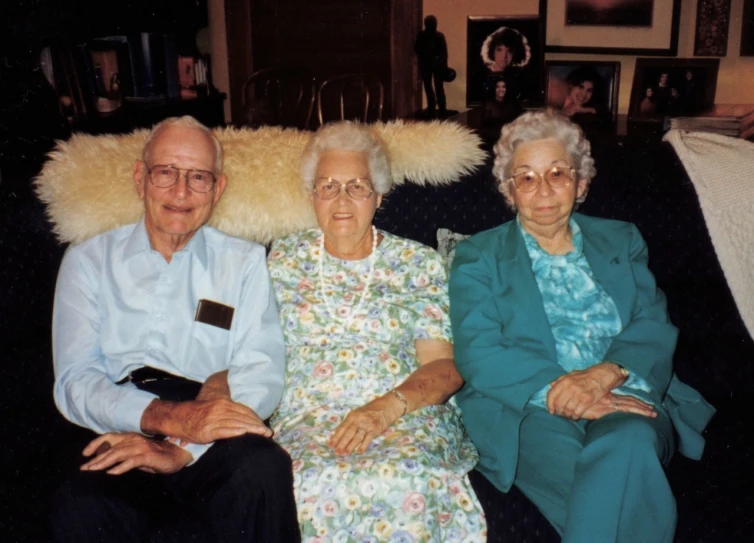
top-left (664, 129), bottom-right (754, 340)
top-left (35, 121), bottom-right (485, 245)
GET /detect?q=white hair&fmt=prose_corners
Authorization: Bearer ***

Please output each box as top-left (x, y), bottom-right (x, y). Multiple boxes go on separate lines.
top-left (142, 116), bottom-right (223, 174)
top-left (300, 121), bottom-right (392, 194)
top-left (493, 110), bottom-right (596, 209)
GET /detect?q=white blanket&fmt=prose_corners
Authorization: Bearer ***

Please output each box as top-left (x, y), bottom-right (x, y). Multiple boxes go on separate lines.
top-left (664, 129), bottom-right (754, 340)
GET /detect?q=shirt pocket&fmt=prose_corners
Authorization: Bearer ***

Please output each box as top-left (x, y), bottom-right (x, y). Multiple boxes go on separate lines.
top-left (188, 321), bottom-right (231, 369)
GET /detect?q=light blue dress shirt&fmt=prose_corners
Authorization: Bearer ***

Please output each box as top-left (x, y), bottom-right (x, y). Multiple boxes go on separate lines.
top-left (521, 218), bottom-right (654, 409)
top-left (52, 218), bottom-right (285, 461)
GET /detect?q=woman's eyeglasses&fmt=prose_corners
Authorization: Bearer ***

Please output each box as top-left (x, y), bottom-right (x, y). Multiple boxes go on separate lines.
top-left (313, 178), bottom-right (375, 200)
top-left (508, 166), bottom-right (576, 193)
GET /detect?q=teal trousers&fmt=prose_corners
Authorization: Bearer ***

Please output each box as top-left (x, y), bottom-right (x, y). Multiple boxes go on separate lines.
top-left (515, 409), bottom-right (677, 543)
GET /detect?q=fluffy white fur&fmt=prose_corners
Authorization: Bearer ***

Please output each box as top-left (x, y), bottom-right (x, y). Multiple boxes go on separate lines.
top-left (35, 122), bottom-right (485, 245)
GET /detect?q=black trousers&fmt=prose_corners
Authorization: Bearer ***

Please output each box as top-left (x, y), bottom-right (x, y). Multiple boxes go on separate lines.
top-left (50, 376), bottom-right (300, 543)
top-left (421, 66), bottom-right (446, 111)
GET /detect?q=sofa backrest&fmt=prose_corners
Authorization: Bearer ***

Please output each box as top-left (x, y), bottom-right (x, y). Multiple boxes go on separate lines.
top-left (377, 139), bottom-right (753, 404)
top-left (3, 138), bottom-right (752, 405)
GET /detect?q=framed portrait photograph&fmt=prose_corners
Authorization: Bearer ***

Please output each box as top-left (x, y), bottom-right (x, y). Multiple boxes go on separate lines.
top-left (565, 0), bottom-right (653, 27)
top-left (541, 0), bottom-right (681, 55)
top-left (628, 58), bottom-right (720, 121)
top-left (545, 61), bottom-right (620, 124)
top-left (466, 16), bottom-right (544, 108)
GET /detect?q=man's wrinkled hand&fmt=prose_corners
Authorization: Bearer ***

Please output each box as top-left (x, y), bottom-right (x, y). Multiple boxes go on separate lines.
top-left (80, 433), bottom-right (193, 475)
top-left (196, 370), bottom-right (231, 402)
top-left (170, 399), bottom-right (272, 444)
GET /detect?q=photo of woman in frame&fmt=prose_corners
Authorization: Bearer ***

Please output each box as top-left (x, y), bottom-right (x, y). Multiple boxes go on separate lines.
top-left (483, 76), bottom-right (522, 126)
top-left (481, 27), bottom-right (531, 74)
top-left (545, 61), bottom-right (620, 127)
top-left (467, 16), bottom-right (543, 108)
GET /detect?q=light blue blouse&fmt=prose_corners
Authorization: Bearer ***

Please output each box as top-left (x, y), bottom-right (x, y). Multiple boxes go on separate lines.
top-left (521, 218), bottom-right (654, 409)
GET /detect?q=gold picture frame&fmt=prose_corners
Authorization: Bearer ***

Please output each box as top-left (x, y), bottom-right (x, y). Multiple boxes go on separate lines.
top-left (540, 0), bottom-right (681, 55)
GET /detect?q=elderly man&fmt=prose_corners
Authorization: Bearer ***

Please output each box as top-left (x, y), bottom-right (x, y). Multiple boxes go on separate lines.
top-left (50, 116), bottom-right (299, 542)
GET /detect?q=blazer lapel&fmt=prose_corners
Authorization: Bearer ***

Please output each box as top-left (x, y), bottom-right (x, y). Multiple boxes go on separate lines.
top-left (576, 214), bottom-right (634, 326)
top-left (496, 221), bottom-right (558, 359)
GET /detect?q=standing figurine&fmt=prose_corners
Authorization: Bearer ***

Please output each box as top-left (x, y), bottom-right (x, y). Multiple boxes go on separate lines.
top-left (415, 15), bottom-right (448, 117)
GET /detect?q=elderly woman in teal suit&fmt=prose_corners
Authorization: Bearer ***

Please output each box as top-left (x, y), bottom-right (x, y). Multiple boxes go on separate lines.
top-left (449, 110), bottom-right (715, 542)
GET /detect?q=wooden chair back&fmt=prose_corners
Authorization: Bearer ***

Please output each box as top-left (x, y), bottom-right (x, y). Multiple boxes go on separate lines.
top-left (241, 67), bottom-right (316, 129)
top-left (316, 74), bottom-right (384, 126)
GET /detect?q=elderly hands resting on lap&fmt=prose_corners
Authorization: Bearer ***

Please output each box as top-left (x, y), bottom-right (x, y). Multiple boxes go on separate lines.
top-left (449, 110), bottom-right (714, 543)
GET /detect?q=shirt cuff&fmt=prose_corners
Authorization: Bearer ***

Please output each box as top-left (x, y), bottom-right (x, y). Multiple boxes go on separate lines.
top-left (116, 389), bottom-right (159, 433)
top-left (179, 442), bottom-right (213, 466)
top-left (525, 384), bottom-right (551, 410)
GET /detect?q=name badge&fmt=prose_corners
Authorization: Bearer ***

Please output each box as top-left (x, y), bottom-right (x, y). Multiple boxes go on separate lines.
top-left (194, 299), bottom-right (234, 330)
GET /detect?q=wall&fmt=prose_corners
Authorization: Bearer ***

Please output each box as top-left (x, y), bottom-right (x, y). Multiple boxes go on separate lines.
top-left (423, 0), bottom-right (754, 114)
top-left (209, 0), bottom-right (231, 122)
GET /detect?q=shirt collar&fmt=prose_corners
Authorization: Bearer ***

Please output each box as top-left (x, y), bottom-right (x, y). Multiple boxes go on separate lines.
top-left (518, 215), bottom-right (583, 272)
top-left (123, 217), bottom-right (209, 269)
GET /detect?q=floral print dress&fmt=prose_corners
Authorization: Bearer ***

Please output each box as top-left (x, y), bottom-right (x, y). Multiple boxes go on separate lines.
top-left (268, 228), bottom-right (487, 542)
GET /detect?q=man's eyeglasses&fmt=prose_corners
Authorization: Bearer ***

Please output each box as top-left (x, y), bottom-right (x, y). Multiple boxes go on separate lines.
top-left (508, 166), bottom-right (576, 193)
top-left (147, 164), bottom-right (217, 193)
top-left (313, 178), bottom-right (375, 200)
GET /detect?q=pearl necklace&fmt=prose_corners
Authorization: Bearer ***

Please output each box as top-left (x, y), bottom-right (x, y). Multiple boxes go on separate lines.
top-left (318, 225), bottom-right (378, 331)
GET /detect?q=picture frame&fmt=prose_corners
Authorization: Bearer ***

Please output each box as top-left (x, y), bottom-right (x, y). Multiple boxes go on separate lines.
top-left (466, 16), bottom-right (544, 108)
top-left (544, 61), bottom-right (620, 125)
top-left (564, 0), bottom-right (653, 26)
top-left (741, 0), bottom-right (754, 56)
top-left (694, 0), bottom-right (732, 56)
top-left (540, 0), bottom-right (682, 55)
top-left (628, 58), bottom-right (720, 122)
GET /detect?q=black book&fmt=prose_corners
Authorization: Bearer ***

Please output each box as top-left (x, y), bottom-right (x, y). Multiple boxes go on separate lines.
top-left (161, 34), bottom-right (181, 99)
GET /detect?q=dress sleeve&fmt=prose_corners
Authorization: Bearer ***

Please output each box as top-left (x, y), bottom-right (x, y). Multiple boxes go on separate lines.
top-left (408, 247), bottom-right (453, 343)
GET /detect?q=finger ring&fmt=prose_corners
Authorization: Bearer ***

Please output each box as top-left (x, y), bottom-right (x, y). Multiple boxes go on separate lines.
top-left (613, 403), bottom-right (618, 410)
top-left (356, 429), bottom-right (366, 435)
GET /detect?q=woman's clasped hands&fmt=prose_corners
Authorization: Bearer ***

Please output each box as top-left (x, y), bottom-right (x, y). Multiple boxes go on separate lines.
top-left (546, 361), bottom-right (657, 421)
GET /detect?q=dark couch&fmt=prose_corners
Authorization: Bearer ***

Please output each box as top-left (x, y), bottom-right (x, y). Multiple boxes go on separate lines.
top-left (2, 132), bottom-right (753, 542)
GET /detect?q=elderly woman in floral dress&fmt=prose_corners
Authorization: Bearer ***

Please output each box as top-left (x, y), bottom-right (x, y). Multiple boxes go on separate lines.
top-left (266, 121), bottom-right (487, 541)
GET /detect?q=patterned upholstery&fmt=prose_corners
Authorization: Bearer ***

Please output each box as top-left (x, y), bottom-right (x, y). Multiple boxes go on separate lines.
top-left (2, 138), bottom-right (753, 541)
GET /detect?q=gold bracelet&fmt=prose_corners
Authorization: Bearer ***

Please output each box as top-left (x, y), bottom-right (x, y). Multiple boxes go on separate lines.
top-left (392, 389), bottom-right (408, 417)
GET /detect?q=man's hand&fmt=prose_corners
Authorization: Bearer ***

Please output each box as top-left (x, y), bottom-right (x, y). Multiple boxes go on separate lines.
top-left (328, 394), bottom-right (404, 456)
top-left (196, 370), bottom-right (231, 401)
top-left (581, 393), bottom-right (658, 420)
top-left (80, 433), bottom-right (193, 475)
top-left (141, 398), bottom-right (272, 445)
top-left (546, 362), bottom-right (627, 420)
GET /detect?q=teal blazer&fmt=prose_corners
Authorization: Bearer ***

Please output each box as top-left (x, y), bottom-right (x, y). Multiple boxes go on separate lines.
top-left (449, 213), bottom-right (715, 493)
